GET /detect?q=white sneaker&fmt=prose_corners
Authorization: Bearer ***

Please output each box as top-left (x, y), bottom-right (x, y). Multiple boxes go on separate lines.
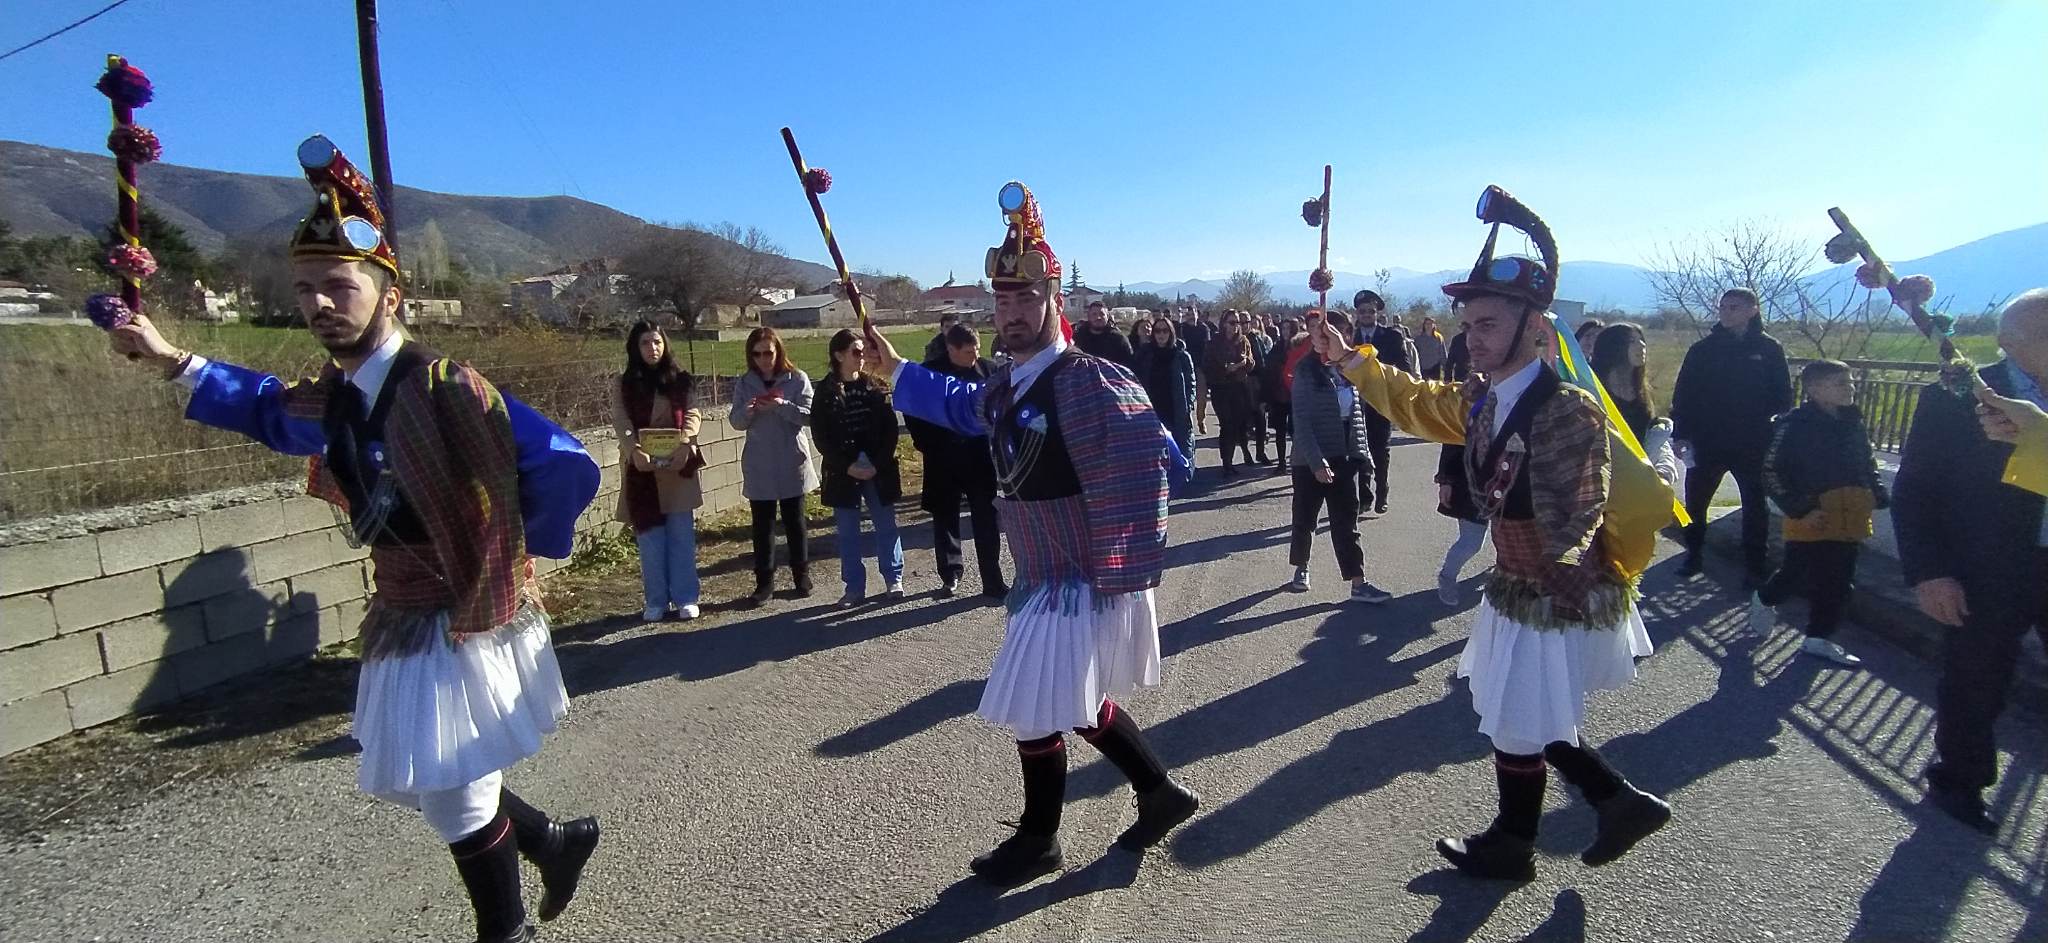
top-left (1745, 592), bottom-right (1771, 637)
top-left (1350, 581), bottom-right (1393, 604)
top-left (938, 577), bottom-right (959, 598)
top-left (1802, 636), bottom-right (1863, 667)
top-left (836, 592), bottom-right (864, 609)
top-left (642, 605), bottom-right (666, 623)
top-left (1287, 566), bottom-right (1311, 592)
top-left (885, 581), bottom-right (906, 598)
top-left (676, 604), bottom-right (700, 621)
top-left (1437, 571), bottom-right (1460, 605)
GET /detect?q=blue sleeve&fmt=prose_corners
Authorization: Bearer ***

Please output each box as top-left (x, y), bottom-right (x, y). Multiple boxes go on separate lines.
top-left (892, 362), bottom-right (989, 437)
top-left (504, 392), bottom-right (601, 560)
top-left (184, 359), bottom-right (327, 456)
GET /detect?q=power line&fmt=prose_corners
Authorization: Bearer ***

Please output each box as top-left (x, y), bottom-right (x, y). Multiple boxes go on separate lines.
top-left (0, 0), bottom-right (143, 63)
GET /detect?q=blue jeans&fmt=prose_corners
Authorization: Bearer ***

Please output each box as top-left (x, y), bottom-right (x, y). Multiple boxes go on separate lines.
top-left (833, 480), bottom-right (903, 597)
top-left (635, 511), bottom-right (700, 609)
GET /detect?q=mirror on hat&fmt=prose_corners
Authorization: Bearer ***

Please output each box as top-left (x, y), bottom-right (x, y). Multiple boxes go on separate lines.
top-left (998, 181), bottom-right (1027, 214)
top-left (342, 217), bottom-right (383, 251)
top-left (298, 134), bottom-right (339, 169)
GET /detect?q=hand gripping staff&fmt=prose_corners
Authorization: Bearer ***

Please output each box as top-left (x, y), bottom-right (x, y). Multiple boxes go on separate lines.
top-left (1301, 165), bottom-right (1334, 309)
top-left (87, 55), bottom-right (164, 344)
top-left (780, 127), bottom-right (868, 328)
top-left (1824, 208), bottom-right (1982, 396)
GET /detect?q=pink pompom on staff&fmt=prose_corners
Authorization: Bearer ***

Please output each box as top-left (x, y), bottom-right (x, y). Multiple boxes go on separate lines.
top-left (780, 127), bottom-right (867, 327)
top-left (97, 54), bottom-right (159, 326)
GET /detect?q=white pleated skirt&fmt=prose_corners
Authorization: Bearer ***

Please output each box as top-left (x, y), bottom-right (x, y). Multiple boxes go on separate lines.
top-left (978, 583), bottom-right (1162, 735)
top-left (1457, 599), bottom-right (1653, 750)
top-left (355, 605), bottom-right (570, 802)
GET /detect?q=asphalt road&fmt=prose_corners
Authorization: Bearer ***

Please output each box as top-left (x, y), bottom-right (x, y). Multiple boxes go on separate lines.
top-left (1, 437), bottom-right (2041, 943)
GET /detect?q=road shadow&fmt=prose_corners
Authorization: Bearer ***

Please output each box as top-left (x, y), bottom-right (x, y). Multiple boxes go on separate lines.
top-left (863, 850), bottom-right (1142, 943)
top-left (1402, 868), bottom-right (1515, 943)
top-left (1162, 524), bottom-right (1291, 570)
top-left (552, 594), bottom-right (985, 699)
top-left (1072, 588), bottom-right (1465, 810)
top-left (815, 677), bottom-right (983, 758)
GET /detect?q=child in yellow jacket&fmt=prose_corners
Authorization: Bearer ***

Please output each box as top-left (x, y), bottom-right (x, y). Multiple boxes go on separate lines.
top-left (1748, 360), bottom-right (1886, 665)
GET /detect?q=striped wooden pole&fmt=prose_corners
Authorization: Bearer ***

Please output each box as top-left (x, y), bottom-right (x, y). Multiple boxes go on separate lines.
top-left (105, 54), bottom-right (145, 314)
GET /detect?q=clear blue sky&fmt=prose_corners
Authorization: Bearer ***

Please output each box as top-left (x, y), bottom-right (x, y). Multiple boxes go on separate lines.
top-left (4, 0), bottom-right (2042, 287)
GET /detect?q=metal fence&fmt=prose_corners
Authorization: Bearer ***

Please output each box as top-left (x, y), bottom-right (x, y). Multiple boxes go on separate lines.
top-left (0, 357), bottom-right (748, 524)
top-left (1787, 358), bottom-right (1944, 454)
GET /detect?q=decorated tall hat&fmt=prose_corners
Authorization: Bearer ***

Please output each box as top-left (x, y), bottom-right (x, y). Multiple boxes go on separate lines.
top-left (986, 181), bottom-right (1060, 289)
top-left (289, 135), bottom-right (400, 278)
top-left (1441, 185), bottom-right (1557, 310)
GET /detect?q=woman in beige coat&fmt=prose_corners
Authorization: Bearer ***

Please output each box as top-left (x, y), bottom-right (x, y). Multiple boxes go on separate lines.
top-left (614, 321), bottom-right (704, 622)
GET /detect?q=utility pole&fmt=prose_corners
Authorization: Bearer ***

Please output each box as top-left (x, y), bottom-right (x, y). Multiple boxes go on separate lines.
top-left (354, 0), bottom-right (398, 256)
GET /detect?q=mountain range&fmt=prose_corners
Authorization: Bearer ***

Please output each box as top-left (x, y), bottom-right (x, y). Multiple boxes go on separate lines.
top-left (1123, 223), bottom-right (2048, 313)
top-left (6, 140), bottom-right (2039, 311)
top-left (0, 140), bottom-right (841, 286)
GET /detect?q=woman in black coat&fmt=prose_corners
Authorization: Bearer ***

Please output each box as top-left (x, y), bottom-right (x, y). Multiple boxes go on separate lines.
top-left (811, 329), bottom-right (904, 605)
top-left (1136, 317), bottom-right (1197, 462)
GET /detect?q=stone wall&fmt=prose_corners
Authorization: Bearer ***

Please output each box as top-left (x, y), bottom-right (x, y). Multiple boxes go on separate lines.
top-left (0, 414), bottom-right (757, 757)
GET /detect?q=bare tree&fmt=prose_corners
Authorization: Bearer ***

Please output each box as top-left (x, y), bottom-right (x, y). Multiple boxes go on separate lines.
top-left (857, 266), bottom-right (923, 312)
top-left (620, 222), bottom-right (795, 369)
top-left (1216, 269), bottom-right (1274, 312)
top-left (1644, 219), bottom-right (1884, 359)
top-left (409, 219), bottom-right (451, 296)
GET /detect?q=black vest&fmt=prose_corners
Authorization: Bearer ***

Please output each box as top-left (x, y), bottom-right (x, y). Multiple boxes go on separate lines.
top-left (1467, 365), bottom-right (1562, 522)
top-left (323, 342), bottom-right (434, 547)
top-left (992, 352), bottom-right (1083, 500)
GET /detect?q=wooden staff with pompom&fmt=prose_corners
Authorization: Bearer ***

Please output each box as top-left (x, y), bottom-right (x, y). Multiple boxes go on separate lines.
top-left (1824, 207), bottom-right (1982, 395)
top-left (1302, 165), bottom-right (1334, 309)
top-left (779, 127), bottom-right (867, 328)
top-left (89, 54), bottom-right (163, 348)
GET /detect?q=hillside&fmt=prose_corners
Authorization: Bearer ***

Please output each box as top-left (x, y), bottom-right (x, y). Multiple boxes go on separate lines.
top-left (0, 140), bottom-right (839, 285)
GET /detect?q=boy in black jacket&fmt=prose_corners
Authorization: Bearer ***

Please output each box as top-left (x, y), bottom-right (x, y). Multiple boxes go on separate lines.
top-left (1748, 360), bottom-right (1885, 665)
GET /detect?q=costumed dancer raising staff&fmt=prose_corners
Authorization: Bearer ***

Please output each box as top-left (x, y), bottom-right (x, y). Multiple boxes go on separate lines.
top-left (864, 181), bottom-right (1199, 886)
top-left (108, 136), bottom-right (603, 943)
top-left (1317, 186), bottom-right (1676, 881)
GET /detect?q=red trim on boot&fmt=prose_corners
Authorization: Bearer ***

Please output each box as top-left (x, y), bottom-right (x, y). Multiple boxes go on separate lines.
top-left (1017, 734), bottom-right (1066, 757)
top-left (452, 816), bottom-right (512, 859)
top-left (1076, 700), bottom-right (1118, 741)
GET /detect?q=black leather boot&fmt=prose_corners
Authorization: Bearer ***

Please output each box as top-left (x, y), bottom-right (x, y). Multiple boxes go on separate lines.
top-left (499, 789), bottom-right (601, 922)
top-left (749, 571), bottom-right (774, 606)
top-left (1117, 779), bottom-right (1200, 850)
top-left (1435, 826), bottom-right (1536, 881)
top-left (971, 736), bottom-right (1066, 885)
top-left (1583, 783), bottom-right (1671, 866)
top-left (449, 816), bottom-right (533, 943)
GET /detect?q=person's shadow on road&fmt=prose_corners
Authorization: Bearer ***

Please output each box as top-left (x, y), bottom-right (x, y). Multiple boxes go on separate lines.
top-left (862, 851), bottom-right (1141, 943)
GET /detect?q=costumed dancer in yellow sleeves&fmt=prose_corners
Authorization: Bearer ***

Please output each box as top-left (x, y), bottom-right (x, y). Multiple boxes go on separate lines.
top-left (1312, 186), bottom-right (1680, 881)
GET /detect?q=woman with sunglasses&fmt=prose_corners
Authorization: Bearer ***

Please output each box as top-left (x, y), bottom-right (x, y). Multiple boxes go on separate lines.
top-left (1201, 311), bottom-right (1260, 474)
top-left (1289, 310), bottom-right (1393, 602)
top-left (1260, 317), bottom-right (1301, 470)
top-left (730, 326), bottom-right (820, 605)
top-left (1136, 317), bottom-right (1196, 463)
top-left (811, 328), bottom-right (905, 605)
top-left (612, 320), bottom-right (705, 623)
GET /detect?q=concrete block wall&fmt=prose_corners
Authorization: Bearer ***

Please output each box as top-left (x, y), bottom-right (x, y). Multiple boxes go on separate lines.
top-left (0, 416), bottom-right (755, 757)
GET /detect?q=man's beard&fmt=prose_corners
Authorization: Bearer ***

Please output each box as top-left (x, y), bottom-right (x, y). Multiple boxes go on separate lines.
top-left (315, 312), bottom-right (386, 359)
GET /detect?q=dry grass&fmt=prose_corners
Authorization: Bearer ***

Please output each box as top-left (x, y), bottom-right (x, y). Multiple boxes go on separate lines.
top-left (0, 321), bottom-right (933, 521)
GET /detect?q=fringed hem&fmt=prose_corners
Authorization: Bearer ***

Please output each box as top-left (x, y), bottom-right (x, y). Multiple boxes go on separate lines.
top-left (979, 584), bottom-right (1161, 734)
top-left (1005, 579), bottom-right (1127, 617)
top-left (1481, 572), bottom-right (1638, 631)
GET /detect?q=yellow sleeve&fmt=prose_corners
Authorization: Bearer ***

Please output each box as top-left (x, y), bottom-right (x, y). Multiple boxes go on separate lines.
top-left (2006, 426), bottom-right (2048, 496)
top-left (1334, 346), bottom-right (1469, 445)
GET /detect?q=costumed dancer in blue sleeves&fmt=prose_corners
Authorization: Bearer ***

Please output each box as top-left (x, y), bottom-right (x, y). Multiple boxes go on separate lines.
top-left (862, 181), bottom-right (1199, 886)
top-left (108, 136), bottom-right (603, 943)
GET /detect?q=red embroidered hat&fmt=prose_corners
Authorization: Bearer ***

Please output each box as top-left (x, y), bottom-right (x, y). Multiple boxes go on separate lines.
top-left (288, 134), bottom-right (400, 279)
top-left (985, 181), bottom-right (1061, 290)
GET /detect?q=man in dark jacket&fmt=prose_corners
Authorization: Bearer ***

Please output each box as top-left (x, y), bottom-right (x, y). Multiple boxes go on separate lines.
top-left (925, 311), bottom-right (961, 364)
top-left (906, 323), bottom-right (1008, 600)
top-left (1352, 290), bottom-right (1412, 515)
top-left (1670, 287), bottom-right (1793, 583)
top-left (1892, 290), bottom-right (2048, 833)
top-left (1074, 300), bottom-right (1135, 369)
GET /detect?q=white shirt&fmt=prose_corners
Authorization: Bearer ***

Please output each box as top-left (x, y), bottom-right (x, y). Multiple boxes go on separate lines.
top-left (1487, 358), bottom-right (1545, 436)
top-left (176, 330), bottom-right (404, 414)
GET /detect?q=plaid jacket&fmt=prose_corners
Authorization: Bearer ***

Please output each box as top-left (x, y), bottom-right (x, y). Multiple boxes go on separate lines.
top-left (895, 348), bottom-right (1170, 594)
top-left (1467, 369), bottom-right (1612, 608)
top-left (187, 350), bottom-right (528, 638)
